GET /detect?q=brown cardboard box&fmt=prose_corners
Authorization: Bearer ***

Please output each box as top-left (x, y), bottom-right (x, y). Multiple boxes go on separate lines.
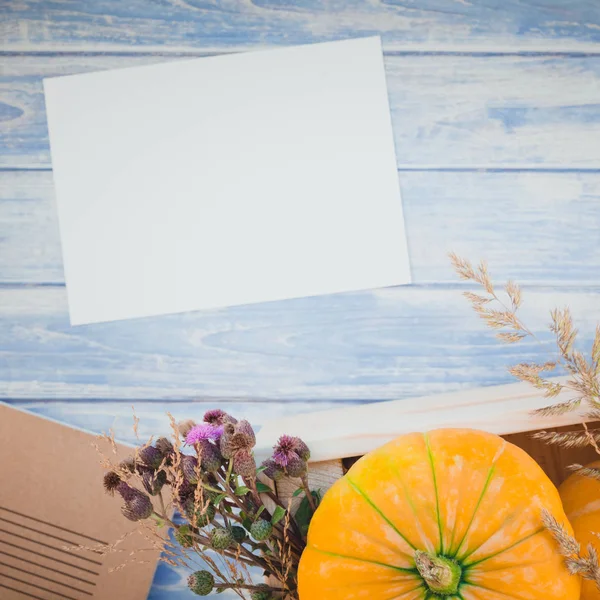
top-left (0, 404), bottom-right (163, 599)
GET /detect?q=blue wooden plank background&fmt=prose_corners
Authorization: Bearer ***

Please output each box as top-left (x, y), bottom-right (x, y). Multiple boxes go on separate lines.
top-left (1, 1), bottom-right (600, 598)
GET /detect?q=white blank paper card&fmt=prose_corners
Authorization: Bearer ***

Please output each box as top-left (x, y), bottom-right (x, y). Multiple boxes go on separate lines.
top-left (44, 36), bottom-right (411, 325)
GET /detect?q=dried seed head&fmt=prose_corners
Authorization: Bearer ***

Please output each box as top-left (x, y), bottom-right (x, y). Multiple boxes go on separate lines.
top-left (155, 436), bottom-right (174, 457)
top-left (219, 420), bottom-right (256, 458)
top-left (178, 419), bottom-right (197, 438)
top-left (232, 449), bottom-right (256, 478)
top-left (204, 409), bottom-right (237, 426)
top-left (103, 471), bottom-right (122, 494)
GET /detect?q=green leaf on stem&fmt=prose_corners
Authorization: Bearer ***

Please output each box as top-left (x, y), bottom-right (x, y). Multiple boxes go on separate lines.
top-left (292, 487), bottom-right (304, 497)
top-left (271, 506), bottom-right (286, 525)
top-left (295, 490), bottom-right (322, 536)
top-left (212, 493), bottom-right (226, 506)
top-left (256, 482), bottom-right (272, 493)
top-left (234, 485), bottom-right (250, 496)
top-left (255, 505), bottom-right (266, 520)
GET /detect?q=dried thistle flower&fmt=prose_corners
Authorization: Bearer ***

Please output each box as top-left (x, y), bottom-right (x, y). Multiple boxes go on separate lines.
top-left (232, 448), bottom-right (256, 478)
top-left (103, 471), bottom-right (121, 494)
top-left (272, 435), bottom-right (310, 478)
top-left (178, 419), bottom-right (196, 438)
top-left (220, 420), bottom-right (256, 459)
top-left (102, 410), bottom-right (307, 599)
top-left (155, 436), bottom-right (174, 456)
top-left (204, 409), bottom-right (237, 426)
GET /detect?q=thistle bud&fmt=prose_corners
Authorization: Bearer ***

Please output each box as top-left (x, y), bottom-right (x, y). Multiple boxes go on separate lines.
top-left (285, 454), bottom-right (307, 478)
top-left (232, 449), bottom-right (256, 478)
top-left (261, 459), bottom-right (284, 481)
top-left (188, 570), bottom-right (214, 596)
top-left (175, 525), bottom-right (194, 548)
top-left (197, 440), bottom-right (223, 472)
top-left (293, 438), bottom-right (311, 462)
top-left (181, 455), bottom-right (200, 484)
top-left (118, 485), bottom-right (153, 521)
top-left (138, 445), bottom-right (163, 470)
top-left (141, 469), bottom-right (167, 496)
top-left (210, 527), bottom-right (234, 550)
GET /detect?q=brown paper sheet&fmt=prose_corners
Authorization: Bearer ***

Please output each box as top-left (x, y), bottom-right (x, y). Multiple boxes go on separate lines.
top-left (0, 404), bottom-right (163, 600)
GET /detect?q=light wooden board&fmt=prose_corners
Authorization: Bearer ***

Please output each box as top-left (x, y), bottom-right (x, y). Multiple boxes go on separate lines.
top-left (301, 424), bottom-right (600, 504)
top-left (3, 1), bottom-right (600, 597)
top-left (3, 55), bottom-right (600, 169)
top-left (3, 0), bottom-right (600, 53)
top-left (1, 286), bottom-right (599, 402)
top-left (2, 170), bottom-right (599, 285)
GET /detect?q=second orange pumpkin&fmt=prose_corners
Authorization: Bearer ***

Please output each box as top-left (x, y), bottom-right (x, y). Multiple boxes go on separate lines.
top-left (560, 460), bottom-right (600, 600)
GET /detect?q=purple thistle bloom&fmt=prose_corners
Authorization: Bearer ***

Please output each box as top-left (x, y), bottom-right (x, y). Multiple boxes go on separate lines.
top-left (186, 423), bottom-right (223, 445)
top-left (272, 435), bottom-right (299, 468)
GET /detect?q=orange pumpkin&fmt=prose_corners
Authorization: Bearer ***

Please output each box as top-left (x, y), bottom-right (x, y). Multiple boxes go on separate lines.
top-left (298, 429), bottom-right (579, 599)
top-left (560, 460), bottom-right (600, 600)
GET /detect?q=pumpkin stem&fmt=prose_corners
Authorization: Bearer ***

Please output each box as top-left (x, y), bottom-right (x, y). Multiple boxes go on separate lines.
top-left (414, 550), bottom-right (461, 595)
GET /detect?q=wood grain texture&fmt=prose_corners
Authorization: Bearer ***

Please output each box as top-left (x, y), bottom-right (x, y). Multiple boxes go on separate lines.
top-left (3, 54), bottom-right (600, 168)
top-left (3, 0), bottom-right (600, 53)
top-left (2, 170), bottom-right (599, 285)
top-left (275, 460), bottom-right (344, 513)
top-left (1, 286), bottom-right (599, 401)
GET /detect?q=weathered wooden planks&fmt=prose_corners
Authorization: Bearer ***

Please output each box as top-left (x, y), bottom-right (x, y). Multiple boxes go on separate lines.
top-left (2, 169), bottom-right (600, 285)
top-left (3, 0), bottom-right (600, 53)
top-left (1, 285), bottom-right (599, 401)
top-left (3, 55), bottom-right (600, 169)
